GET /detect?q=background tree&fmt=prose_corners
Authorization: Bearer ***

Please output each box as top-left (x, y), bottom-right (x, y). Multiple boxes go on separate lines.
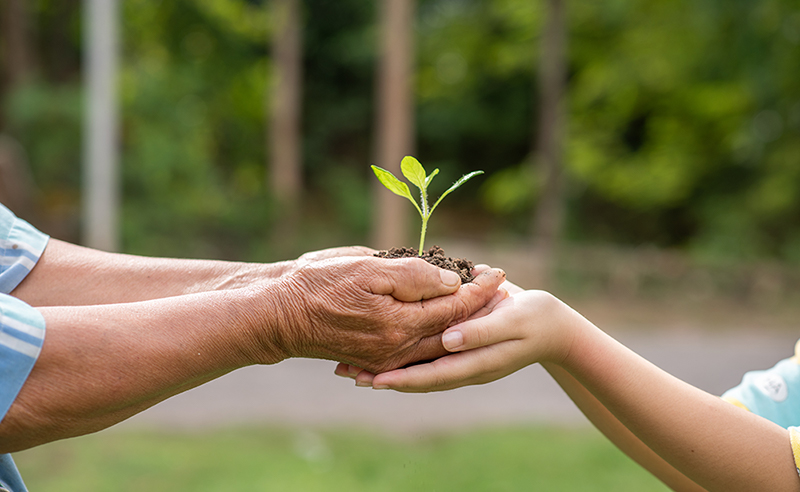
top-left (0, 0), bottom-right (37, 220)
top-left (1, 0), bottom-right (36, 93)
top-left (1, 0), bottom-right (798, 270)
top-left (372, 0), bottom-right (416, 250)
top-left (269, 0), bottom-right (303, 212)
top-left (531, 0), bottom-right (568, 285)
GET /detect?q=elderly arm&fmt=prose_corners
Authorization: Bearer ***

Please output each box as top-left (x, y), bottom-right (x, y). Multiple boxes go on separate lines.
top-left (11, 238), bottom-right (374, 307)
top-left (0, 256), bottom-right (505, 453)
top-left (0, 288), bottom-right (264, 452)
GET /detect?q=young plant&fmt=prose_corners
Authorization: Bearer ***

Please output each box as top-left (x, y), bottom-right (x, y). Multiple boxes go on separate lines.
top-left (371, 156), bottom-right (483, 255)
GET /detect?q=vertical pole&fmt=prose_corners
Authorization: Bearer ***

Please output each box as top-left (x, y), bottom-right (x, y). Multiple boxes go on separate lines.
top-left (269, 0), bottom-right (303, 208)
top-left (83, 0), bottom-right (119, 251)
top-left (372, 0), bottom-right (415, 250)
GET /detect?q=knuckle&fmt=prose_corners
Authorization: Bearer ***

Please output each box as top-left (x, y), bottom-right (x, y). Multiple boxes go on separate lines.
top-left (474, 322), bottom-right (492, 347)
top-left (449, 297), bottom-right (472, 326)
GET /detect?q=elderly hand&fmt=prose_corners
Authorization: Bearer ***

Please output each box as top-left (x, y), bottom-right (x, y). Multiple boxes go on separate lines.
top-left (333, 265), bottom-right (516, 383)
top-left (294, 245), bottom-right (377, 266)
top-left (250, 256), bottom-right (506, 373)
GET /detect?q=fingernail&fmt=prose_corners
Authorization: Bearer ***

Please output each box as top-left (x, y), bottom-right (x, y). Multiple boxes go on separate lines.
top-left (442, 330), bottom-right (463, 351)
top-left (440, 269), bottom-right (460, 287)
top-left (355, 380), bottom-right (371, 387)
top-left (373, 383), bottom-right (389, 390)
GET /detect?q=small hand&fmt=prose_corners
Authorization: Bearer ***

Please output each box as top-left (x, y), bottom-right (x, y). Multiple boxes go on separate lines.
top-left (346, 290), bottom-right (577, 392)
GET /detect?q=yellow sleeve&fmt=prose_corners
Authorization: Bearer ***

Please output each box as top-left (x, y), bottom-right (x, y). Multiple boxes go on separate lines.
top-left (789, 427), bottom-right (800, 479)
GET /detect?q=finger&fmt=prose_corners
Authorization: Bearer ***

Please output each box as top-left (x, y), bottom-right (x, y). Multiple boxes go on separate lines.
top-left (410, 268), bottom-right (506, 337)
top-left (500, 279), bottom-right (524, 295)
top-left (465, 288), bottom-right (509, 321)
top-left (372, 343), bottom-right (518, 392)
top-left (471, 264), bottom-right (492, 275)
top-left (399, 332), bottom-right (449, 368)
top-left (440, 296), bottom-right (519, 352)
top-left (354, 370), bottom-right (376, 387)
top-left (301, 246), bottom-right (376, 262)
top-left (334, 362), bottom-right (351, 378)
top-left (334, 246), bottom-right (376, 257)
top-left (367, 257), bottom-right (462, 302)
top-left (334, 363), bottom-right (364, 379)
top-left (334, 363), bottom-right (377, 387)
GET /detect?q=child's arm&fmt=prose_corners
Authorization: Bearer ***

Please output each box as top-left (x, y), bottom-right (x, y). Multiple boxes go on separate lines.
top-left (542, 363), bottom-right (706, 491)
top-left (365, 290), bottom-right (799, 492)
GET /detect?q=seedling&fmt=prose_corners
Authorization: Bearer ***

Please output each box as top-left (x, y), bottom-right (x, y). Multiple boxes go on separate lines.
top-left (371, 156), bottom-right (483, 255)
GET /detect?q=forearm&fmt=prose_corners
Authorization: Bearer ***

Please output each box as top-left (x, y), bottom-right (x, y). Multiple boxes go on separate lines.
top-left (559, 320), bottom-right (798, 491)
top-left (11, 239), bottom-right (294, 306)
top-left (0, 287), bottom-right (279, 453)
top-left (543, 363), bottom-right (706, 491)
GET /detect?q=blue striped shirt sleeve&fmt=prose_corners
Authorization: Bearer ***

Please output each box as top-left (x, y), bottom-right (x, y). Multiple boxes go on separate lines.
top-left (0, 205), bottom-right (48, 492)
top-left (0, 204), bottom-right (49, 295)
top-left (0, 294), bottom-right (45, 420)
top-left (0, 204), bottom-right (48, 421)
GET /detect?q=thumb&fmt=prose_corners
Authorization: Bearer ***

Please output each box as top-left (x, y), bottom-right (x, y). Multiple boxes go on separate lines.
top-left (406, 267), bottom-right (506, 338)
top-left (368, 257), bottom-right (463, 302)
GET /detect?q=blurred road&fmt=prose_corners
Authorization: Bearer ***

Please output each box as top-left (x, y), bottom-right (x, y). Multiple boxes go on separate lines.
top-left (118, 326), bottom-right (799, 435)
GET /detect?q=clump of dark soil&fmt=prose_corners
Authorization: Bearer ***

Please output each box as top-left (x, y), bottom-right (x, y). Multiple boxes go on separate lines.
top-left (374, 245), bottom-right (475, 284)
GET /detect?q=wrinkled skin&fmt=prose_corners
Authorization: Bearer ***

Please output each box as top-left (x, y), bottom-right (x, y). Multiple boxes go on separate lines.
top-left (257, 256), bottom-right (506, 373)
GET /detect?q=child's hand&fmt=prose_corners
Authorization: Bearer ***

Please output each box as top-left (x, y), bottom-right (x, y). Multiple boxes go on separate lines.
top-left (346, 290), bottom-right (579, 392)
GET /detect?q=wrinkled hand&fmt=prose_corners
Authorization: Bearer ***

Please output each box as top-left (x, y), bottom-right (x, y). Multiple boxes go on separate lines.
top-left (258, 256), bottom-right (506, 373)
top-left (295, 246), bottom-right (376, 267)
top-left (282, 246), bottom-right (376, 277)
top-left (333, 264), bottom-right (515, 383)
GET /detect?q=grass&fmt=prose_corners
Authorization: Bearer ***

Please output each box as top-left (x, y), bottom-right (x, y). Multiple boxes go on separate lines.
top-left (14, 425), bottom-right (669, 492)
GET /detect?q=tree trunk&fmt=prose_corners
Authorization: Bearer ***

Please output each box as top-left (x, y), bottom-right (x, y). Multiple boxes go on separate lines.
top-left (0, 136), bottom-right (37, 222)
top-left (1, 0), bottom-right (36, 88)
top-left (0, 0), bottom-right (37, 131)
top-left (269, 0), bottom-right (303, 209)
top-left (372, 0), bottom-right (415, 250)
top-left (531, 0), bottom-right (568, 286)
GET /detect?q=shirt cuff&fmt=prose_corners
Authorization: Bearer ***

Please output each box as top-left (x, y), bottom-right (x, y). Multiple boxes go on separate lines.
top-left (789, 427), bottom-right (800, 480)
top-left (0, 294), bottom-right (45, 422)
top-left (0, 205), bottom-right (49, 295)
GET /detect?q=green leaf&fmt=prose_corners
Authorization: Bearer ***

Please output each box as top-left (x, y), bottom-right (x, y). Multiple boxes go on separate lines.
top-left (425, 168), bottom-right (440, 187)
top-left (400, 156), bottom-right (427, 191)
top-left (430, 170), bottom-right (484, 213)
top-left (370, 165), bottom-right (422, 214)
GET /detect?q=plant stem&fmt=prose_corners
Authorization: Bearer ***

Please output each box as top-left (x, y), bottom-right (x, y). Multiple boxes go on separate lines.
top-left (419, 182), bottom-right (430, 255)
top-left (419, 217), bottom-right (428, 255)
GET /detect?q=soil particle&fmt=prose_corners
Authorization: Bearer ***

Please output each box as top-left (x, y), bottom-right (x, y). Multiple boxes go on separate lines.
top-left (374, 245), bottom-right (475, 284)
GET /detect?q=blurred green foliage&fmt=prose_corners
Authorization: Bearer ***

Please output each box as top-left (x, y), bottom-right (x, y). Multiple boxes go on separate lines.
top-left (1, 0), bottom-right (799, 262)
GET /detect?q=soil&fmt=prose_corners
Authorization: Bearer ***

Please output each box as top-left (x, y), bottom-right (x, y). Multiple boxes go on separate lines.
top-left (374, 245), bottom-right (475, 284)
